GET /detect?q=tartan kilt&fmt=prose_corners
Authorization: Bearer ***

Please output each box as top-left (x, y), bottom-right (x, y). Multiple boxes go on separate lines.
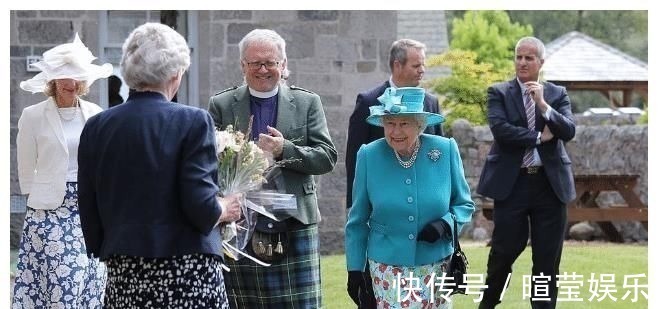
top-left (223, 225), bottom-right (322, 309)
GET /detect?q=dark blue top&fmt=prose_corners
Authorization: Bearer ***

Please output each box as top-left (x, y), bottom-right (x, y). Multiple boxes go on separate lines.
top-left (77, 91), bottom-right (223, 260)
top-left (249, 95), bottom-right (278, 140)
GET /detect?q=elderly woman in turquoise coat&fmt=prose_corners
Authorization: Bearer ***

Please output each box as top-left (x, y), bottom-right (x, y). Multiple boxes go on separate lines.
top-left (345, 87), bottom-right (475, 308)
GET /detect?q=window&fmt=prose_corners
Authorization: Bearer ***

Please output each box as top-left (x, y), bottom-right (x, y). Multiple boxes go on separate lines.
top-left (97, 11), bottom-right (198, 108)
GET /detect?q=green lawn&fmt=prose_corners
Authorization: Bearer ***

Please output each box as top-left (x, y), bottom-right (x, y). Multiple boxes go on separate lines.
top-left (321, 242), bottom-right (648, 308)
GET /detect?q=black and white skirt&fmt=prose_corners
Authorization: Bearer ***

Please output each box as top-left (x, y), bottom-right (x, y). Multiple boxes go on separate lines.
top-left (104, 253), bottom-right (229, 309)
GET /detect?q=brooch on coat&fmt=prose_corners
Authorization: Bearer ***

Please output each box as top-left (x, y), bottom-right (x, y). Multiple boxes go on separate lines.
top-left (427, 149), bottom-right (442, 162)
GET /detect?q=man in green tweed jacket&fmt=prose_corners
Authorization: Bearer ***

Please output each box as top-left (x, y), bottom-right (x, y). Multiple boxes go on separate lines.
top-left (208, 28), bottom-right (337, 309)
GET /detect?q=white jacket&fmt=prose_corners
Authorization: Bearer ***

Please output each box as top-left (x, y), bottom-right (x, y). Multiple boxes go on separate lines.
top-left (17, 97), bottom-right (103, 210)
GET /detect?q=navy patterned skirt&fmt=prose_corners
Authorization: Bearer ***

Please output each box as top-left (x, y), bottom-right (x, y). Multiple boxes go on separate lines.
top-left (12, 182), bottom-right (106, 308)
top-left (104, 253), bottom-right (229, 308)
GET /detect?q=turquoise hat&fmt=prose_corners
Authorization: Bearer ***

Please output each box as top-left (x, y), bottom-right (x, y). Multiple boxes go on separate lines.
top-left (366, 87), bottom-right (444, 127)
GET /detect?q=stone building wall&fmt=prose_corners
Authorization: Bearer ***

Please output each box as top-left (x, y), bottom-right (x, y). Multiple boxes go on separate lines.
top-left (9, 10), bottom-right (450, 252)
top-left (10, 10), bottom-right (103, 196)
top-left (10, 11), bottom-right (105, 248)
top-left (195, 10), bottom-right (449, 254)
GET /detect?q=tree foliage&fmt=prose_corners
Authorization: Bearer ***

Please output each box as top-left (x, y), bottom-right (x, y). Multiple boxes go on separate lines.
top-left (507, 10), bottom-right (647, 61)
top-left (506, 10), bottom-right (648, 111)
top-left (448, 11), bottom-right (648, 62)
top-left (451, 11), bottom-right (533, 71)
top-left (428, 11), bottom-right (532, 129)
top-left (444, 11), bottom-right (648, 113)
top-left (426, 50), bottom-right (507, 128)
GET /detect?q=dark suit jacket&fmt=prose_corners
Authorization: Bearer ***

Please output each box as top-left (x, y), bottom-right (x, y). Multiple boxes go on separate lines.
top-left (345, 80), bottom-right (443, 208)
top-left (476, 79), bottom-right (576, 204)
top-left (78, 91), bottom-right (223, 260)
top-left (208, 85), bottom-right (337, 225)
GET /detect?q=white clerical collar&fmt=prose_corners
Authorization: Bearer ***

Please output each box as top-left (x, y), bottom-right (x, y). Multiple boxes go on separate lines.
top-left (249, 86), bottom-right (279, 98)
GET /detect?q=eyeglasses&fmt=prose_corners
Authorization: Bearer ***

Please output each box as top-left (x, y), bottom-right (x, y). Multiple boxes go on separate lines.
top-left (245, 60), bottom-right (280, 70)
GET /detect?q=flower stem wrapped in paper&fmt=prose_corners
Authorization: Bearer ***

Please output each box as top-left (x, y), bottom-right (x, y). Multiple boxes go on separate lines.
top-left (215, 118), bottom-right (298, 267)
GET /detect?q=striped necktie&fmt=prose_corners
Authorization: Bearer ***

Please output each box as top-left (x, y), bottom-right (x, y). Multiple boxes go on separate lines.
top-left (522, 91), bottom-right (536, 167)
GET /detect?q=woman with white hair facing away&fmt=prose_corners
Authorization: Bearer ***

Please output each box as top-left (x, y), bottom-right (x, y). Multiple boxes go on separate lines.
top-left (77, 23), bottom-right (242, 309)
top-left (13, 33), bottom-right (112, 308)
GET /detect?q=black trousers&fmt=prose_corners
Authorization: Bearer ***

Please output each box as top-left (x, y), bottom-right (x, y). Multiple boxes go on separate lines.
top-left (479, 168), bottom-right (567, 309)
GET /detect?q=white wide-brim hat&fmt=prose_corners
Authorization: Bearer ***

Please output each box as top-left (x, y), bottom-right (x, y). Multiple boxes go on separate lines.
top-left (20, 33), bottom-right (113, 94)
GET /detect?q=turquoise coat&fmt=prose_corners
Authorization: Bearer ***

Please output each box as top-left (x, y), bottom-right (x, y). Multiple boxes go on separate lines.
top-left (345, 134), bottom-right (475, 270)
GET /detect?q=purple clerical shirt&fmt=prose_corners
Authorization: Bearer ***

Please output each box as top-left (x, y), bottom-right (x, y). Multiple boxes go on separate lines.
top-left (249, 95), bottom-right (278, 141)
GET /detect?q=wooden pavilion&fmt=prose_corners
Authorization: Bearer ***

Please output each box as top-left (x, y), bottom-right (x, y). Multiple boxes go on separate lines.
top-left (542, 31), bottom-right (648, 107)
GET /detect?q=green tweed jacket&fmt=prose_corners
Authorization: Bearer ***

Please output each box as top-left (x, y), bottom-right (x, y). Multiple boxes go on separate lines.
top-left (208, 85), bottom-right (337, 225)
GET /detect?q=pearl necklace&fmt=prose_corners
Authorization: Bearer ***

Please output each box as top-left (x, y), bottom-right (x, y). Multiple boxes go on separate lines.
top-left (56, 98), bottom-right (80, 121)
top-left (395, 140), bottom-right (421, 169)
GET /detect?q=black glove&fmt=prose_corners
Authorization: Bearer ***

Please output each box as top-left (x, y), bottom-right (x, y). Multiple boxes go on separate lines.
top-left (418, 219), bottom-right (451, 243)
top-left (347, 271), bottom-right (370, 306)
top-left (358, 269), bottom-right (376, 309)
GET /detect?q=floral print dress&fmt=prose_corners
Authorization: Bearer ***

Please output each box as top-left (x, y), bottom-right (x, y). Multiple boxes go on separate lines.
top-left (12, 183), bottom-right (106, 309)
top-left (369, 256), bottom-right (453, 309)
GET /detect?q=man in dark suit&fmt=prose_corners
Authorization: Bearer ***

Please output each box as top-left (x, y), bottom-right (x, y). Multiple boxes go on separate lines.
top-left (477, 37), bottom-right (576, 309)
top-left (344, 39), bottom-right (443, 308)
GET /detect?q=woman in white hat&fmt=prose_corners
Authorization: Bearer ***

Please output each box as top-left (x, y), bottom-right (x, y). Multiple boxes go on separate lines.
top-left (13, 33), bottom-right (112, 308)
top-left (345, 87), bottom-right (475, 308)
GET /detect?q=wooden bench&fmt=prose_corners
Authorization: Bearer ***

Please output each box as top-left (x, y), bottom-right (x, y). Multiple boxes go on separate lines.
top-left (479, 174), bottom-right (647, 242)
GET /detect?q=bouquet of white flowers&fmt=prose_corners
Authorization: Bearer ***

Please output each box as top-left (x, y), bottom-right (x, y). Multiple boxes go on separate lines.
top-left (215, 122), bottom-right (298, 267)
top-left (215, 124), bottom-right (269, 197)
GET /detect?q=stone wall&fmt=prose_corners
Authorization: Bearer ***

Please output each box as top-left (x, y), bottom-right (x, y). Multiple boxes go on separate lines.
top-left (10, 11), bottom-right (104, 249)
top-left (450, 119), bottom-right (648, 242)
top-left (450, 119), bottom-right (648, 205)
top-left (9, 10), bottom-right (450, 253)
top-left (195, 11), bottom-right (449, 254)
top-left (10, 11), bottom-right (103, 196)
